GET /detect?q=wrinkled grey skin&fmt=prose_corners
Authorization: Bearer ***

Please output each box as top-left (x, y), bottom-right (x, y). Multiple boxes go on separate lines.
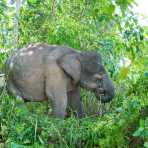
top-left (5, 43), bottom-right (115, 118)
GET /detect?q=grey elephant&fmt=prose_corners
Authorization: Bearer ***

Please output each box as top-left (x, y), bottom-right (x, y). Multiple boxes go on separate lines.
top-left (5, 43), bottom-right (115, 118)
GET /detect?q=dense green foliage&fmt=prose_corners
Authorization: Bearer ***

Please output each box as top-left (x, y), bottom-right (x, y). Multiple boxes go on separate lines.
top-left (0, 0), bottom-right (148, 147)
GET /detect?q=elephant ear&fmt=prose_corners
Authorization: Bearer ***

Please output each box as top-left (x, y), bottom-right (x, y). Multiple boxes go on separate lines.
top-left (58, 54), bottom-right (81, 83)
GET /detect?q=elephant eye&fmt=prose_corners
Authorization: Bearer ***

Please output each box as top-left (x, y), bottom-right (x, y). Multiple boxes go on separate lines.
top-left (94, 73), bottom-right (103, 80)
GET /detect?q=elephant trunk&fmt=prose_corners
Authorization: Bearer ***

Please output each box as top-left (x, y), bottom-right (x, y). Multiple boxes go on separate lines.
top-left (95, 74), bottom-right (115, 103)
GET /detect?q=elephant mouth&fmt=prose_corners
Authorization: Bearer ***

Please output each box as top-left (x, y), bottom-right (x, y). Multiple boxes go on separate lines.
top-left (95, 88), bottom-right (111, 103)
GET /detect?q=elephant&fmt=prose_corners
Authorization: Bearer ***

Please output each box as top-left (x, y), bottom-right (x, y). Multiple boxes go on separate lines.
top-left (5, 43), bottom-right (115, 118)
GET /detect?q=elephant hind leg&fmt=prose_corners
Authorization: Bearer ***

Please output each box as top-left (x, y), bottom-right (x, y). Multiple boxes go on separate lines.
top-left (7, 80), bottom-right (31, 103)
top-left (6, 80), bottom-right (22, 98)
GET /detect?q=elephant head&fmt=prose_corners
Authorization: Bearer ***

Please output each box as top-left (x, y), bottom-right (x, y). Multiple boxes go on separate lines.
top-left (59, 51), bottom-right (115, 103)
top-left (79, 51), bottom-right (115, 103)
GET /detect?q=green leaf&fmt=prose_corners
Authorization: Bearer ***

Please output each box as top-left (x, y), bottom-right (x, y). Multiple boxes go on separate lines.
top-left (144, 142), bottom-right (148, 148)
top-left (10, 142), bottom-right (25, 148)
top-left (133, 127), bottom-right (144, 137)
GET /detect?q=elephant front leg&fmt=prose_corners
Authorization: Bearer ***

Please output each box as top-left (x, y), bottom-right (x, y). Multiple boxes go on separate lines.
top-left (46, 89), bottom-right (68, 119)
top-left (45, 78), bottom-right (68, 119)
top-left (67, 87), bottom-right (84, 118)
top-left (52, 96), bottom-right (67, 118)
